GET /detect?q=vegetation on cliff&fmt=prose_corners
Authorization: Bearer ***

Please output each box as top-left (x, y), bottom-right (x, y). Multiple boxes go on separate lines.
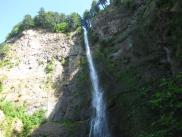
top-left (1, 0), bottom-right (181, 137)
top-left (7, 8), bottom-right (81, 40)
top-left (0, 100), bottom-right (45, 137)
top-left (87, 0), bottom-right (182, 137)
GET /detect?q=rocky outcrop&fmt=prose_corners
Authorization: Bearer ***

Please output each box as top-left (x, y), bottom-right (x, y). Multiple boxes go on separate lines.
top-left (0, 29), bottom-right (91, 136)
top-left (90, 1), bottom-right (182, 137)
top-left (1, 29), bottom-right (71, 116)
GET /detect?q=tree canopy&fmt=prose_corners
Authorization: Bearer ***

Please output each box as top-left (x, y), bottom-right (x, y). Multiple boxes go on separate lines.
top-left (82, 0), bottom-right (110, 28)
top-left (7, 8), bottom-right (81, 40)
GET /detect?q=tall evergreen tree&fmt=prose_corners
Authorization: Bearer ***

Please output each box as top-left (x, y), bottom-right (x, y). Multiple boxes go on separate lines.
top-left (21, 15), bottom-right (35, 30)
top-left (99, 0), bottom-right (107, 8)
top-left (91, 0), bottom-right (100, 16)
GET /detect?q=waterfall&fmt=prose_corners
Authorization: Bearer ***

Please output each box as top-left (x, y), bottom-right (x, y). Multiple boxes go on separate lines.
top-left (83, 27), bottom-right (110, 137)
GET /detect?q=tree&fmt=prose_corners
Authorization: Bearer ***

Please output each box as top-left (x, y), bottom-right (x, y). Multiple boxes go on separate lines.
top-left (58, 13), bottom-right (67, 23)
top-left (83, 10), bottom-right (91, 26)
top-left (6, 8), bottom-right (81, 40)
top-left (91, 0), bottom-right (100, 16)
top-left (6, 23), bottom-right (22, 39)
top-left (34, 8), bottom-right (46, 27)
top-left (54, 22), bottom-right (68, 32)
top-left (21, 15), bottom-right (35, 30)
top-left (99, 0), bottom-right (107, 8)
top-left (67, 12), bottom-right (81, 31)
top-left (44, 11), bottom-right (57, 31)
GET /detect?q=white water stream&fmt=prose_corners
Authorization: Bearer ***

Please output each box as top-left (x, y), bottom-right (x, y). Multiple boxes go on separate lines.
top-left (83, 27), bottom-right (110, 137)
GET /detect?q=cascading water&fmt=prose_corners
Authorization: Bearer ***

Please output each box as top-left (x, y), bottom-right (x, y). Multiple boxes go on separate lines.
top-left (83, 27), bottom-right (110, 137)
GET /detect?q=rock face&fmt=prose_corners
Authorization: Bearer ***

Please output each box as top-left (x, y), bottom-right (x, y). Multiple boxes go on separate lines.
top-left (1, 29), bottom-right (71, 116)
top-left (0, 29), bottom-right (91, 136)
top-left (90, 1), bottom-right (182, 137)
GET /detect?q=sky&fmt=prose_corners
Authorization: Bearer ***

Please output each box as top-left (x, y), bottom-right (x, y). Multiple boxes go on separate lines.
top-left (0, 0), bottom-right (92, 43)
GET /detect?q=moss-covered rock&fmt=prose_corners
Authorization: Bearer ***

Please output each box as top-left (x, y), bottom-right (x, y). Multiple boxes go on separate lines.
top-left (90, 0), bottom-right (182, 137)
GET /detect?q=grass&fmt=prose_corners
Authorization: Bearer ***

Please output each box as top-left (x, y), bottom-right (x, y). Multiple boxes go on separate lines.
top-left (0, 100), bottom-right (46, 137)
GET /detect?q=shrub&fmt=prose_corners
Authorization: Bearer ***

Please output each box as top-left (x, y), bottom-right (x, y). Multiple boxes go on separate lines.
top-left (21, 15), bottom-right (35, 30)
top-left (6, 8), bottom-right (81, 41)
top-left (0, 43), bottom-right (10, 56)
top-left (0, 44), bottom-right (13, 68)
top-left (45, 61), bottom-right (54, 74)
top-left (0, 100), bottom-right (46, 136)
top-left (6, 23), bottom-right (22, 40)
top-left (54, 22), bottom-right (69, 33)
top-left (140, 73), bottom-right (182, 137)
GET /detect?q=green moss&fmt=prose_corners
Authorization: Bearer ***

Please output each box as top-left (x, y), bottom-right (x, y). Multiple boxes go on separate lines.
top-left (141, 73), bottom-right (182, 137)
top-left (62, 120), bottom-right (76, 129)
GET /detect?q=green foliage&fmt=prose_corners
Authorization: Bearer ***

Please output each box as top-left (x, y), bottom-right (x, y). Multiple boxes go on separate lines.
top-left (34, 8), bottom-right (46, 27)
top-left (56, 119), bottom-right (77, 129)
top-left (45, 60), bottom-right (54, 74)
top-left (0, 44), bottom-right (13, 68)
top-left (21, 15), bottom-right (35, 30)
top-left (0, 43), bottom-right (10, 56)
top-left (88, 29), bottom-right (99, 44)
top-left (91, 0), bottom-right (100, 17)
top-left (0, 100), bottom-right (46, 136)
top-left (113, 0), bottom-right (136, 10)
top-left (99, 0), bottom-right (107, 8)
top-left (156, 0), bottom-right (175, 10)
top-left (75, 26), bottom-right (83, 35)
top-left (67, 12), bottom-right (81, 31)
top-left (6, 23), bottom-right (22, 40)
top-left (138, 73), bottom-right (182, 137)
top-left (83, 10), bottom-right (91, 22)
top-left (148, 74), bottom-right (181, 137)
top-left (6, 8), bottom-right (81, 40)
top-left (123, 0), bottom-right (135, 10)
top-left (54, 22), bottom-right (68, 32)
top-left (0, 59), bottom-right (12, 68)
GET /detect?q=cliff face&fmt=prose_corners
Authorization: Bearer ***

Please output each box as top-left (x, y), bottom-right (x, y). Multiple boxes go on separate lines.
top-left (0, 29), bottom-right (91, 137)
top-left (1, 30), bottom-right (71, 116)
top-left (90, 0), bottom-right (182, 137)
top-left (0, 1), bottom-right (181, 137)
